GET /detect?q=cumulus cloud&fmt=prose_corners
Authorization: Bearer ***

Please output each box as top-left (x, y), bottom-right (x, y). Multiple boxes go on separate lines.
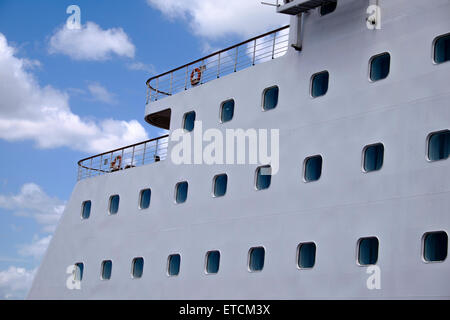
top-left (87, 82), bottom-right (117, 105)
top-left (127, 61), bottom-right (156, 74)
top-left (0, 267), bottom-right (36, 300)
top-left (0, 33), bottom-right (148, 153)
top-left (49, 22), bottom-right (135, 61)
top-left (146, 0), bottom-right (289, 39)
top-left (0, 183), bottom-right (64, 299)
top-left (19, 235), bottom-right (52, 260)
top-left (0, 183), bottom-right (65, 233)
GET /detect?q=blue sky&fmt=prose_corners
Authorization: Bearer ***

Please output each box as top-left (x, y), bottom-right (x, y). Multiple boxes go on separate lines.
top-left (0, 0), bottom-right (287, 299)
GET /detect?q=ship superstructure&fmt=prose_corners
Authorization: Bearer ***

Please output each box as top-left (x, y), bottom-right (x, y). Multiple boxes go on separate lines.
top-left (29, 0), bottom-right (450, 299)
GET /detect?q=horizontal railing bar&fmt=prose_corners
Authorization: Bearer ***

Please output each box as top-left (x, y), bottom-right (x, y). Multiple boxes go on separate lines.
top-left (78, 135), bottom-right (169, 164)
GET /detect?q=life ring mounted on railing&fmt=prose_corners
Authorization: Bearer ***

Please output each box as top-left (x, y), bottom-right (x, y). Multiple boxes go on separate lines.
top-left (190, 66), bottom-right (206, 86)
top-left (110, 155), bottom-right (122, 172)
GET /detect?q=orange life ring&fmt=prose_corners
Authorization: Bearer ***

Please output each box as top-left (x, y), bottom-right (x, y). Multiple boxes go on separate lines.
top-left (190, 67), bottom-right (202, 86)
top-left (110, 155), bottom-right (122, 171)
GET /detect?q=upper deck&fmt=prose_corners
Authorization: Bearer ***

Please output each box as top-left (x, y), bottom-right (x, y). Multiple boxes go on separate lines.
top-left (77, 26), bottom-right (290, 180)
top-left (145, 25), bottom-right (290, 104)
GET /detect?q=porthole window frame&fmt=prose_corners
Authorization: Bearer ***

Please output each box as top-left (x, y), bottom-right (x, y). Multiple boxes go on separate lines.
top-left (204, 250), bottom-right (221, 275)
top-left (219, 99), bottom-right (235, 123)
top-left (108, 194), bottom-right (120, 215)
top-left (254, 165), bottom-right (272, 191)
top-left (131, 257), bottom-right (144, 279)
top-left (182, 111), bottom-right (196, 132)
top-left (74, 262), bottom-right (84, 282)
top-left (368, 52), bottom-right (391, 82)
top-left (261, 85), bottom-right (279, 112)
top-left (303, 154), bottom-right (323, 183)
top-left (100, 259), bottom-right (113, 281)
top-left (356, 236), bottom-right (380, 266)
top-left (362, 142), bottom-right (385, 173)
top-left (426, 129), bottom-right (449, 162)
top-left (139, 188), bottom-right (152, 210)
top-left (247, 246), bottom-right (266, 273)
top-left (81, 200), bottom-right (91, 220)
top-left (432, 32), bottom-right (450, 65)
top-left (296, 242), bottom-right (317, 270)
top-left (174, 181), bottom-right (189, 204)
top-left (212, 173), bottom-right (228, 198)
top-left (422, 231), bottom-right (448, 264)
top-left (310, 70), bottom-right (330, 98)
top-left (167, 253), bottom-right (181, 277)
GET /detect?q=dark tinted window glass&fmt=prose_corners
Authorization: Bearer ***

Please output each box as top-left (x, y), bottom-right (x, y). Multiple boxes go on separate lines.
top-left (176, 181), bottom-right (188, 204)
top-left (370, 53), bottom-right (390, 81)
top-left (74, 263), bottom-right (84, 281)
top-left (249, 247), bottom-right (265, 272)
top-left (206, 251), bottom-right (220, 274)
top-left (304, 156), bottom-right (322, 182)
top-left (214, 174), bottom-right (228, 197)
top-left (434, 34), bottom-right (450, 64)
top-left (183, 111), bottom-right (196, 132)
top-left (424, 232), bottom-right (448, 262)
top-left (221, 100), bottom-right (235, 123)
top-left (364, 143), bottom-right (384, 172)
top-left (101, 260), bottom-right (112, 280)
top-left (132, 257), bottom-right (144, 278)
top-left (140, 189), bottom-right (151, 209)
top-left (168, 254), bottom-right (181, 276)
top-left (428, 131), bottom-right (449, 161)
top-left (358, 237), bottom-right (379, 265)
top-left (263, 86), bottom-right (279, 111)
top-left (320, 0), bottom-right (337, 16)
top-left (311, 71), bottom-right (329, 98)
top-left (82, 201), bottom-right (91, 219)
top-left (109, 195), bottom-right (120, 215)
top-left (298, 243), bottom-right (316, 269)
top-left (256, 166), bottom-right (272, 190)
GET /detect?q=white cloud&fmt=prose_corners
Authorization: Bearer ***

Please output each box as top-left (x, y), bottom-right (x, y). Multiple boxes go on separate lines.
top-left (147, 0), bottom-right (289, 39)
top-left (127, 61), bottom-right (155, 74)
top-left (19, 235), bottom-right (52, 260)
top-left (0, 183), bottom-right (63, 299)
top-left (0, 33), bottom-right (148, 153)
top-left (0, 266), bottom-right (36, 300)
top-left (87, 82), bottom-right (116, 105)
top-left (49, 22), bottom-right (135, 61)
top-left (0, 183), bottom-right (65, 233)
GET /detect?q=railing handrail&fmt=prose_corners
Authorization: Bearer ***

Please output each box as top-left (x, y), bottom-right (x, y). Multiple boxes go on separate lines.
top-left (77, 134), bottom-right (169, 165)
top-left (77, 134), bottom-right (170, 180)
top-left (145, 24), bottom-right (290, 89)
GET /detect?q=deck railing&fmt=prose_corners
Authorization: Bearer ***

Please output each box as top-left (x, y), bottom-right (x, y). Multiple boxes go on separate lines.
top-left (146, 25), bottom-right (290, 103)
top-left (77, 135), bottom-right (169, 181)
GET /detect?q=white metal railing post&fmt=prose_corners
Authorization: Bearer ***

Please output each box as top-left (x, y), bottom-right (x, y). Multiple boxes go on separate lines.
top-left (170, 72), bottom-right (173, 95)
top-left (89, 158), bottom-right (92, 177)
top-left (272, 32), bottom-right (277, 59)
top-left (185, 66), bottom-right (189, 90)
top-left (252, 39), bottom-right (257, 65)
top-left (217, 52), bottom-right (221, 78)
top-left (142, 142), bottom-right (147, 165)
top-left (234, 47), bottom-right (238, 72)
top-left (99, 155), bottom-right (103, 175)
top-left (131, 146), bottom-right (135, 166)
top-left (121, 149), bottom-right (124, 170)
top-left (201, 59), bottom-right (205, 84)
top-left (155, 77), bottom-right (159, 101)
